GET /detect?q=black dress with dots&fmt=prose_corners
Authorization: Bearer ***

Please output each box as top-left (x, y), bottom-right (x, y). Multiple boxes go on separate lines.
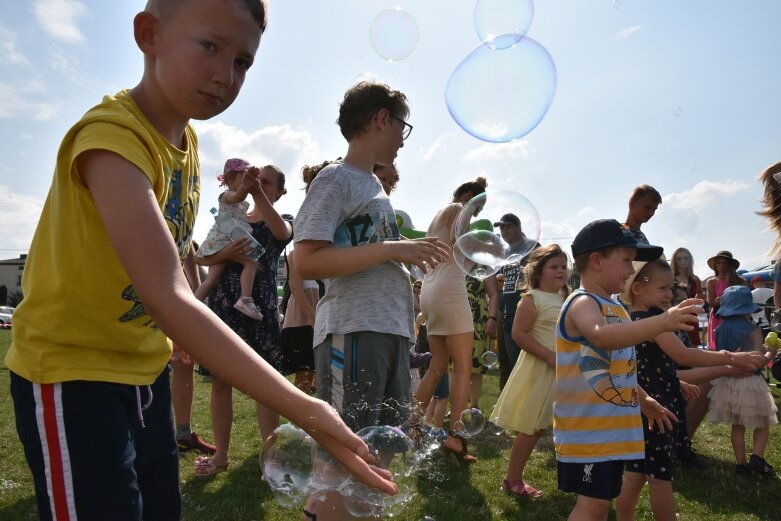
top-left (625, 308), bottom-right (686, 482)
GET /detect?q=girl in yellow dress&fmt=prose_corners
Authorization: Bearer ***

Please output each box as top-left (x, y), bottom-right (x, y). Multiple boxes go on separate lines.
top-left (490, 244), bottom-right (570, 497)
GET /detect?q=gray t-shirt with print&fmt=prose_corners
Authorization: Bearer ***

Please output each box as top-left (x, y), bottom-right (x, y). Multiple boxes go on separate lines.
top-left (293, 161), bottom-right (414, 346)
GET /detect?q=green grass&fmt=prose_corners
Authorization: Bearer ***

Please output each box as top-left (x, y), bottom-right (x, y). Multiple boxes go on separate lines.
top-left (2, 327), bottom-right (781, 520)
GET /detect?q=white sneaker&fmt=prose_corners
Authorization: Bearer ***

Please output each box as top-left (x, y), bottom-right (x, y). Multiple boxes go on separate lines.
top-left (234, 298), bottom-right (264, 320)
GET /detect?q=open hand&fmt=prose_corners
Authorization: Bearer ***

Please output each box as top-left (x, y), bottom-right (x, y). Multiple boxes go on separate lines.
top-left (664, 298), bottom-right (704, 332)
top-left (296, 399), bottom-right (397, 495)
top-left (640, 395), bottom-right (678, 433)
top-left (679, 380), bottom-right (701, 401)
top-left (394, 238), bottom-right (450, 274)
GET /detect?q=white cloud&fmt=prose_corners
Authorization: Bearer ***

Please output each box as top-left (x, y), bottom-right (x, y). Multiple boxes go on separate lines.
top-left (464, 139), bottom-right (532, 162)
top-left (576, 206), bottom-right (595, 218)
top-left (0, 186), bottom-right (44, 254)
top-left (0, 81), bottom-right (58, 120)
top-left (34, 0), bottom-right (88, 44)
top-left (191, 121), bottom-right (321, 243)
top-left (420, 133), bottom-right (455, 161)
top-left (615, 25), bottom-right (642, 41)
top-left (0, 25), bottom-right (27, 64)
top-left (540, 220), bottom-right (577, 245)
top-left (664, 180), bottom-right (751, 214)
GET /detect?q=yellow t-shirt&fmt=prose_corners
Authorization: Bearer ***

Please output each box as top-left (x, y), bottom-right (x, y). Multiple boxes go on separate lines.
top-left (5, 90), bottom-right (200, 385)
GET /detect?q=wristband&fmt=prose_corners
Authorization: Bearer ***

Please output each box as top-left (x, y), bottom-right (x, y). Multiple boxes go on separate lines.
top-left (722, 350), bottom-right (736, 364)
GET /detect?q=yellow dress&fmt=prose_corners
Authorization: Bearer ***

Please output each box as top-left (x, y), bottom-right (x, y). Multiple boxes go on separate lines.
top-left (490, 289), bottom-right (564, 434)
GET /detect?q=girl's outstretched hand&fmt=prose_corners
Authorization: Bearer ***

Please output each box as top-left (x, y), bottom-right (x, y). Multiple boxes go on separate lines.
top-left (296, 399), bottom-right (397, 495)
top-left (679, 380), bottom-right (701, 401)
top-left (640, 394), bottom-right (678, 433)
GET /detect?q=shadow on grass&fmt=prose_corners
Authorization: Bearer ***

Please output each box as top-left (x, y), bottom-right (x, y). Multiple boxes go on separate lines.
top-left (675, 452), bottom-right (781, 520)
top-left (181, 452), bottom-right (277, 520)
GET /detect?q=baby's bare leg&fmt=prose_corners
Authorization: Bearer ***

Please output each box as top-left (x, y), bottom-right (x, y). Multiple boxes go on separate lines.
top-left (238, 259), bottom-right (259, 299)
top-left (194, 262), bottom-right (225, 301)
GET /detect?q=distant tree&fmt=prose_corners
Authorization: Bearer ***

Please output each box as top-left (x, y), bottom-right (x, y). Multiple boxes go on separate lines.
top-left (0, 285), bottom-right (6, 305)
top-left (8, 290), bottom-right (23, 307)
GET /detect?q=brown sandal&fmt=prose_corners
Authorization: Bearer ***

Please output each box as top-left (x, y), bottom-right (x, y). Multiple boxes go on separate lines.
top-left (444, 430), bottom-right (477, 464)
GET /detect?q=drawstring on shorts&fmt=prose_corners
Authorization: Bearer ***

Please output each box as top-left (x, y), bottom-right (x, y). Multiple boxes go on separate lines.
top-left (135, 385), bottom-right (154, 428)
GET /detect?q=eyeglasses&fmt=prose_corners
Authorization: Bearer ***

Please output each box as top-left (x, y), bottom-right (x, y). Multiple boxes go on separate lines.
top-left (391, 114), bottom-right (413, 140)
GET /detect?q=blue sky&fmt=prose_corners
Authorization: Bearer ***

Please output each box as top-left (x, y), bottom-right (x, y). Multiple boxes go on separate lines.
top-left (1, 0), bottom-right (780, 278)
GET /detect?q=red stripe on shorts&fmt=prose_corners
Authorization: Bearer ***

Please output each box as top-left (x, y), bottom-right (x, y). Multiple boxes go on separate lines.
top-left (41, 384), bottom-right (71, 521)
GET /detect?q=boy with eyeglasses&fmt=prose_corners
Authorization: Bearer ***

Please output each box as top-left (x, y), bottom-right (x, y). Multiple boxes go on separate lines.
top-left (294, 80), bottom-right (449, 520)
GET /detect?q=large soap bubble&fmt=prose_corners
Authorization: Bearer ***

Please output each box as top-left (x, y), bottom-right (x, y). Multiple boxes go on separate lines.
top-left (454, 190), bottom-right (541, 278)
top-left (453, 230), bottom-right (508, 280)
top-left (341, 426), bottom-right (415, 517)
top-left (369, 8), bottom-right (419, 62)
top-left (480, 350), bottom-right (498, 369)
top-left (260, 423), bottom-right (315, 509)
top-left (445, 36), bottom-right (556, 143)
top-left (474, 0), bottom-right (535, 50)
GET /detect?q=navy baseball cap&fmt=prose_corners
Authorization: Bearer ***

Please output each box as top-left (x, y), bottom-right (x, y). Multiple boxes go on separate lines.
top-left (571, 219), bottom-right (663, 261)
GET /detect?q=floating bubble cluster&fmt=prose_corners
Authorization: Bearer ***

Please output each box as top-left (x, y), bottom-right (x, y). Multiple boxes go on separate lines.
top-left (446, 0), bottom-right (556, 142)
top-left (369, 8), bottom-right (419, 62)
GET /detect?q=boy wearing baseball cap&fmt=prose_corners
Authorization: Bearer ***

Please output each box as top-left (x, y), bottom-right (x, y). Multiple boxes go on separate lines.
top-left (553, 219), bottom-right (702, 520)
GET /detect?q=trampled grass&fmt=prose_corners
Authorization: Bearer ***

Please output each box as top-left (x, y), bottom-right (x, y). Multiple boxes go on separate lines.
top-left (2, 328), bottom-right (781, 520)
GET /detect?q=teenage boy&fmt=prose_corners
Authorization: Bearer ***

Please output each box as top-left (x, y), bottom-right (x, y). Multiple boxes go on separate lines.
top-left (6, 2), bottom-right (396, 519)
top-left (294, 81), bottom-right (450, 520)
top-left (553, 219), bottom-right (702, 521)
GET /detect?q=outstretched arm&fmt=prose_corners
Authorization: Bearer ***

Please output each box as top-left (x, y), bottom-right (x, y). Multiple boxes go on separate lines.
top-left (566, 295), bottom-right (703, 351)
top-left (78, 149), bottom-right (396, 494)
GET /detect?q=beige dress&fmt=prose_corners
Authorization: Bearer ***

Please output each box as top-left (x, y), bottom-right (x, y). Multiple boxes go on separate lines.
top-left (419, 203), bottom-right (474, 336)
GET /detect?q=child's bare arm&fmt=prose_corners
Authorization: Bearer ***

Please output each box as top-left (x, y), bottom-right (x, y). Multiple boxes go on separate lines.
top-left (512, 295), bottom-right (555, 367)
top-left (220, 185), bottom-right (250, 205)
top-left (287, 251), bottom-right (316, 325)
top-left (655, 331), bottom-right (766, 370)
top-left (78, 149), bottom-right (396, 494)
top-left (295, 238), bottom-right (450, 280)
top-left (244, 169), bottom-right (292, 241)
top-left (676, 365), bottom-right (754, 384)
top-left (567, 296), bottom-right (703, 351)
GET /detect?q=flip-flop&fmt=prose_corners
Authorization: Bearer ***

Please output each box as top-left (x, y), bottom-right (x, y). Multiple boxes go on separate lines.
top-left (501, 478), bottom-right (543, 498)
top-left (194, 455), bottom-right (229, 477)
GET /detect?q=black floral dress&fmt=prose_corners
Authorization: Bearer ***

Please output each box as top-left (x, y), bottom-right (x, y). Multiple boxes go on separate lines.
top-left (626, 308), bottom-right (686, 482)
top-left (206, 217), bottom-right (292, 372)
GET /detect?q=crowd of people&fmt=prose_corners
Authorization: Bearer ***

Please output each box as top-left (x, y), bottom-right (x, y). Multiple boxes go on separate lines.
top-left (4, 1), bottom-right (781, 520)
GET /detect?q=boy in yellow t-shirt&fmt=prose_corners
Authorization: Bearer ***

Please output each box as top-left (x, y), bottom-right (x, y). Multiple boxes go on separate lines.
top-left (5, 1), bottom-right (399, 519)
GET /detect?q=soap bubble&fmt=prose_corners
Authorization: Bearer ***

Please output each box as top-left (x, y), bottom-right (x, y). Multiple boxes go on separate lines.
top-left (342, 426), bottom-right (415, 517)
top-left (445, 36), bottom-right (556, 143)
top-left (456, 408), bottom-right (486, 438)
top-left (480, 350), bottom-right (498, 369)
top-left (369, 8), bottom-right (419, 62)
top-left (260, 424), bottom-right (315, 508)
top-left (453, 230), bottom-right (508, 280)
top-left (673, 106), bottom-right (684, 117)
top-left (455, 190), bottom-right (541, 265)
top-left (613, 0), bottom-right (623, 9)
top-left (473, 0), bottom-right (534, 50)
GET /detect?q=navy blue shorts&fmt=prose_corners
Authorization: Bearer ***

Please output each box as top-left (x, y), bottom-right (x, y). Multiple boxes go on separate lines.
top-left (557, 460), bottom-right (626, 500)
top-left (10, 367), bottom-right (180, 521)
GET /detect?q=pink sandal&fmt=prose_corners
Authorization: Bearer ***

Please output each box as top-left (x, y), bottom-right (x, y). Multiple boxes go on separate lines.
top-left (194, 455), bottom-right (229, 477)
top-left (501, 478), bottom-right (543, 498)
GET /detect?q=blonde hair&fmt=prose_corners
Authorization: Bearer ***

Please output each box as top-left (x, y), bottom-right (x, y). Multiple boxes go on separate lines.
top-left (757, 161), bottom-right (781, 258)
top-left (522, 244), bottom-right (571, 298)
